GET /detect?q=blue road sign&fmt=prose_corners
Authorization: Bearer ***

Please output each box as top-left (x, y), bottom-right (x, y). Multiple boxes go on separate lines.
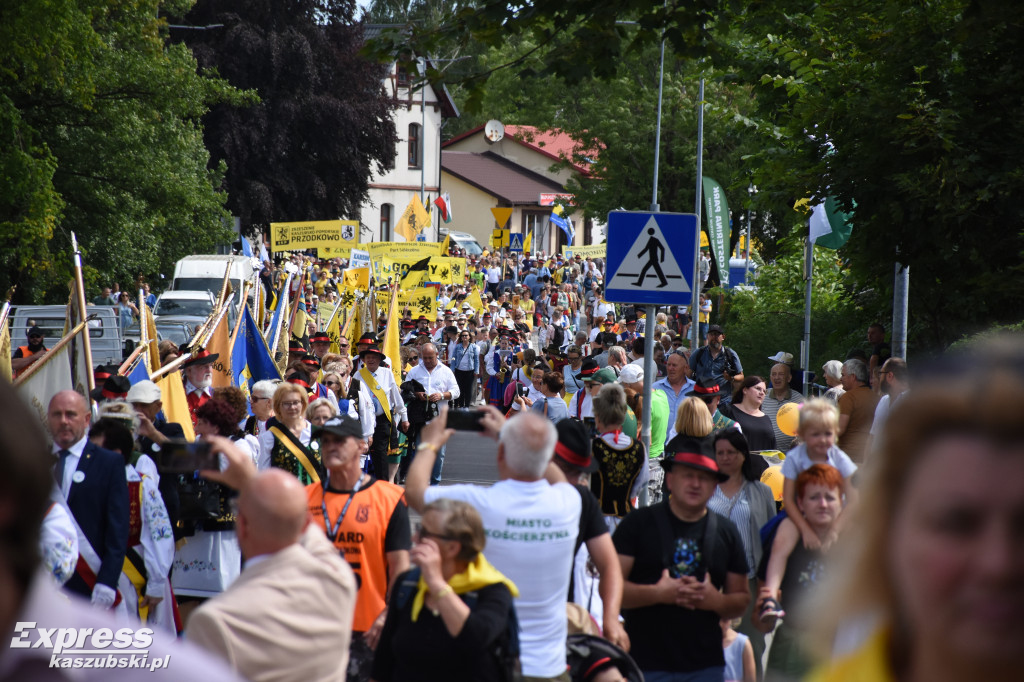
top-left (508, 232), bottom-right (524, 252)
top-left (604, 211), bottom-right (699, 305)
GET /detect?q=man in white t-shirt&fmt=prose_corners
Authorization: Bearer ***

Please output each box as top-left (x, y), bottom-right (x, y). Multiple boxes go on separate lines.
top-left (405, 407), bottom-right (582, 682)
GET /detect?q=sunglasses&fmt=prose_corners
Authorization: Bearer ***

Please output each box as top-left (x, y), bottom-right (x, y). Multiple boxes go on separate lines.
top-left (414, 523), bottom-right (456, 543)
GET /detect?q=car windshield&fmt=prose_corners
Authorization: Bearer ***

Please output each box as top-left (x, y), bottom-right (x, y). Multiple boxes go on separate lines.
top-left (454, 239), bottom-right (483, 256)
top-left (154, 298), bottom-right (212, 318)
top-left (156, 324), bottom-right (192, 345)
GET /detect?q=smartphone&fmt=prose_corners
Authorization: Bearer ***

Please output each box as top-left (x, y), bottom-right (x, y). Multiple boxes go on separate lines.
top-left (447, 409), bottom-right (486, 432)
top-left (160, 440), bottom-right (218, 473)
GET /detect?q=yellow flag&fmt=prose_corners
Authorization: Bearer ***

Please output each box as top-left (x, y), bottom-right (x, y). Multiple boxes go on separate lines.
top-left (464, 287), bottom-right (484, 314)
top-left (343, 267), bottom-right (370, 289)
top-left (156, 372), bottom-right (196, 441)
top-left (440, 232), bottom-right (450, 254)
top-left (395, 195), bottom-right (431, 241)
top-left (206, 313), bottom-right (232, 388)
top-left (381, 288), bottom-right (402, 387)
top-left (523, 230), bottom-right (532, 252)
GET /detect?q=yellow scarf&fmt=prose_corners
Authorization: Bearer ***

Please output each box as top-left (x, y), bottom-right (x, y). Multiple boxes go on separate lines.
top-left (410, 554), bottom-right (519, 622)
top-left (806, 628), bottom-right (896, 682)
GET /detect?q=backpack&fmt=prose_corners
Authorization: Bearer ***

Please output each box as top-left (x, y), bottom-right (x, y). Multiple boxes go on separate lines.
top-left (393, 568), bottom-right (521, 682)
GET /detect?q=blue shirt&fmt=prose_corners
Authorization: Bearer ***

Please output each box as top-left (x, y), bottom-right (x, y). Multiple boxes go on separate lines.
top-left (651, 376), bottom-right (695, 425)
top-left (690, 345), bottom-right (743, 402)
top-left (532, 395), bottom-right (570, 424)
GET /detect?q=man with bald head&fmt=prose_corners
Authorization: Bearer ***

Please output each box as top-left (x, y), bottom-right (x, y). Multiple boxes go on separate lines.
top-left (407, 408), bottom-right (582, 681)
top-left (188, 462), bottom-right (357, 681)
top-left (47, 390), bottom-right (129, 609)
top-left (761, 362), bottom-right (805, 451)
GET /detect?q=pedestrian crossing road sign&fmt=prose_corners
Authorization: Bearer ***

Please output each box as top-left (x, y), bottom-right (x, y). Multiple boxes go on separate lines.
top-left (604, 211), bottom-right (699, 305)
top-left (508, 233), bottom-right (524, 252)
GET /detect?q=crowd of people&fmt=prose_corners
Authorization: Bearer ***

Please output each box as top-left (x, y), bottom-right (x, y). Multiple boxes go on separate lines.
top-left (9, 244), bottom-right (1022, 682)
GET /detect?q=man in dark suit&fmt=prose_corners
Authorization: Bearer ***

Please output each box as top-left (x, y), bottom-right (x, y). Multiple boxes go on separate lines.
top-left (48, 390), bottom-right (129, 608)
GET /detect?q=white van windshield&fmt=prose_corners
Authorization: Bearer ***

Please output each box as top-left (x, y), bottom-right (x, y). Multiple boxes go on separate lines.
top-left (154, 298), bottom-right (213, 318)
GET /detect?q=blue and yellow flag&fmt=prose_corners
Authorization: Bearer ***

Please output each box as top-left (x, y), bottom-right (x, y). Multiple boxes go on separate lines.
top-left (233, 306), bottom-right (283, 400)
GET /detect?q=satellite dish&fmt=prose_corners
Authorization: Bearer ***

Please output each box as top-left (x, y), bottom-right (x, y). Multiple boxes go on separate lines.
top-left (484, 120), bottom-right (505, 143)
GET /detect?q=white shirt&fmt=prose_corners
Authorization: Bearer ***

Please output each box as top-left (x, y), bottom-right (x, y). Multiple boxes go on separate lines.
top-left (486, 267), bottom-right (500, 284)
top-left (424, 480), bottom-right (581, 678)
top-left (405, 361), bottom-right (460, 408)
top-left (568, 390), bottom-right (593, 419)
top-left (53, 435), bottom-right (89, 500)
top-left (354, 365), bottom-right (408, 422)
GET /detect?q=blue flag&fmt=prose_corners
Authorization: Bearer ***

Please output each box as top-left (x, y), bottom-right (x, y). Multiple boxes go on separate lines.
top-left (550, 211), bottom-right (574, 243)
top-left (126, 357), bottom-right (150, 385)
top-left (233, 306), bottom-right (282, 399)
top-left (241, 235), bottom-right (254, 259)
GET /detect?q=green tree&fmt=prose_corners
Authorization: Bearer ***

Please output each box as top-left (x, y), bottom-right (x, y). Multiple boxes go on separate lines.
top-left (1, 0), bottom-right (243, 303)
top-left (177, 0), bottom-right (399, 235)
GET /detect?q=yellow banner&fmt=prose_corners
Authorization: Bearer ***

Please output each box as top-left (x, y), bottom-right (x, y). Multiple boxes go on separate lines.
top-left (491, 229), bottom-right (509, 248)
top-left (464, 287), bottom-right (484, 314)
top-left (398, 288), bottom-right (438, 319)
top-left (395, 195), bottom-right (431, 241)
top-left (427, 257), bottom-right (466, 285)
top-left (560, 243), bottom-right (606, 259)
top-left (270, 220), bottom-right (352, 253)
top-left (316, 220), bottom-right (359, 258)
top-left (366, 241), bottom-right (444, 262)
top-left (343, 267), bottom-right (370, 289)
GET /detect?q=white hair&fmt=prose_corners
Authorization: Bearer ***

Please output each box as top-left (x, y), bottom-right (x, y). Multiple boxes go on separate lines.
top-left (499, 412), bottom-right (556, 479)
top-left (822, 360), bottom-right (844, 381)
top-left (608, 346), bottom-right (627, 364)
top-left (305, 398), bottom-right (337, 421)
top-left (251, 379), bottom-right (279, 400)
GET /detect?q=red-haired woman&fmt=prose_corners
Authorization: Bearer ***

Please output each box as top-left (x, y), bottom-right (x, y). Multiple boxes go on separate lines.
top-left (755, 464), bottom-right (844, 680)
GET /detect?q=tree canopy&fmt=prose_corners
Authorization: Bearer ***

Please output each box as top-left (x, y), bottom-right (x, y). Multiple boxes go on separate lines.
top-left (1, 0), bottom-right (242, 303)
top-left (176, 0), bottom-right (399, 235)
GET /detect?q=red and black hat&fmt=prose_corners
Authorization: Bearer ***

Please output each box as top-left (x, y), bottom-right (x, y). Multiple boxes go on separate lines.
top-left (686, 377), bottom-right (729, 399)
top-left (300, 353), bottom-right (321, 370)
top-left (660, 435), bottom-right (728, 481)
top-left (356, 332), bottom-right (378, 346)
top-left (401, 319), bottom-right (415, 330)
top-left (555, 420), bottom-right (599, 473)
top-left (358, 343), bottom-right (386, 359)
top-left (182, 348), bottom-right (219, 368)
top-left (90, 375), bottom-right (131, 402)
top-left (285, 372), bottom-right (311, 390)
top-left (288, 340), bottom-right (308, 355)
top-left (575, 358), bottom-right (600, 381)
top-left (309, 331), bottom-right (331, 344)
top-left (94, 364), bottom-right (119, 382)
top-left (417, 315), bottom-right (430, 323)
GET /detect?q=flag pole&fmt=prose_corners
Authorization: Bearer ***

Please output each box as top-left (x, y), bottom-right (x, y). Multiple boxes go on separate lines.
top-left (70, 233), bottom-right (95, 396)
top-left (228, 283), bottom-right (252, 349)
top-left (149, 350), bottom-right (192, 382)
top-left (118, 344), bottom-right (147, 376)
top-left (13, 320), bottom-right (89, 387)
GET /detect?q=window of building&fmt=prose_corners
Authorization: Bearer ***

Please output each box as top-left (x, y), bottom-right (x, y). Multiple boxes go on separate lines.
top-left (397, 65), bottom-right (410, 86)
top-left (408, 123), bottom-right (421, 169)
top-left (381, 204), bottom-right (393, 241)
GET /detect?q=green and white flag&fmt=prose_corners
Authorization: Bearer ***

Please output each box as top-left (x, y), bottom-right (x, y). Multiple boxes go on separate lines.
top-left (809, 196), bottom-right (854, 249)
top-left (701, 177), bottom-right (731, 283)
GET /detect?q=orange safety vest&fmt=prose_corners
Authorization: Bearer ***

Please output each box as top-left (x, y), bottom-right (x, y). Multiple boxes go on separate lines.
top-left (13, 345), bottom-right (43, 378)
top-left (306, 479), bottom-right (407, 632)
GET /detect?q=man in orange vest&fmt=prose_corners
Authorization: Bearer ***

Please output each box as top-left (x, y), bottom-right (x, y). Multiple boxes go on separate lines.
top-left (12, 325), bottom-right (47, 378)
top-left (305, 414), bottom-right (410, 678)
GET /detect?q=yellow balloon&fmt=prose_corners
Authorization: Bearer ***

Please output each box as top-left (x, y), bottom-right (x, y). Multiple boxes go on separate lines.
top-left (761, 465), bottom-right (785, 503)
top-left (776, 402), bottom-right (800, 437)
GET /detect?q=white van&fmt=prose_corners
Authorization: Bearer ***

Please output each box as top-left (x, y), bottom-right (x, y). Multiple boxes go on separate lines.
top-left (10, 305), bottom-right (123, 367)
top-left (440, 229), bottom-right (484, 256)
top-left (172, 255), bottom-right (257, 307)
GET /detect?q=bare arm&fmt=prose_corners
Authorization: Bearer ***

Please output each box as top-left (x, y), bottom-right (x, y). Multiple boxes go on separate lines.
top-left (619, 555), bottom-right (682, 609)
top-left (742, 637), bottom-right (757, 682)
top-left (586, 534), bottom-right (629, 651)
top-left (763, 518), bottom-right (799, 599)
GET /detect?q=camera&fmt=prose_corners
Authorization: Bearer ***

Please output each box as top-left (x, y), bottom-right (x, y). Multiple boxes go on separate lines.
top-left (160, 440), bottom-right (218, 473)
top-left (447, 409), bottom-right (486, 432)
top-left (516, 384), bottom-right (530, 398)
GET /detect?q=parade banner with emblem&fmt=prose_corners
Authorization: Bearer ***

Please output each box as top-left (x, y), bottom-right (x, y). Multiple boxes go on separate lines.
top-left (560, 243), bottom-right (606, 260)
top-left (316, 220), bottom-right (359, 258)
top-left (270, 220), bottom-right (349, 253)
top-left (394, 195), bottom-right (431, 242)
top-left (398, 288), bottom-right (438, 318)
top-left (349, 248), bottom-right (371, 270)
top-left (231, 306), bottom-right (282, 398)
top-left (366, 241), bottom-right (444, 263)
top-left (427, 257), bottom-right (465, 285)
top-left (343, 267), bottom-right (370, 289)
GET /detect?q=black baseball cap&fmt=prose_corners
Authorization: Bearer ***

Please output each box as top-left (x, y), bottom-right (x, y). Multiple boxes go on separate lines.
top-left (314, 414), bottom-right (363, 440)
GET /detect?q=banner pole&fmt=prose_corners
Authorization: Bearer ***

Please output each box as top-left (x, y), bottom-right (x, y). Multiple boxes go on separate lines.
top-left (70, 233), bottom-right (95, 396)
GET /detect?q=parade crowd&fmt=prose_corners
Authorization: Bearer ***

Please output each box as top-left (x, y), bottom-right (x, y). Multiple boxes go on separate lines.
top-left (7, 245), bottom-right (1021, 682)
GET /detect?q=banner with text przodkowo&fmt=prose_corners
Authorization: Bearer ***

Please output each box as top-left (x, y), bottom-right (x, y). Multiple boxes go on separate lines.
top-left (701, 177), bottom-right (731, 283)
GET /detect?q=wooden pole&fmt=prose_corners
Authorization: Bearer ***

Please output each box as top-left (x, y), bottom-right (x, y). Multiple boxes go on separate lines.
top-left (228, 283), bottom-right (251, 349)
top-left (117, 344), bottom-right (146, 376)
top-left (70, 233), bottom-right (95, 395)
top-left (148, 349), bottom-right (191, 382)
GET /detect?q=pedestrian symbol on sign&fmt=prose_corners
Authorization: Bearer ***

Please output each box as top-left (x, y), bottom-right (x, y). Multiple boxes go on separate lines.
top-left (606, 216), bottom-right (687, 293)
